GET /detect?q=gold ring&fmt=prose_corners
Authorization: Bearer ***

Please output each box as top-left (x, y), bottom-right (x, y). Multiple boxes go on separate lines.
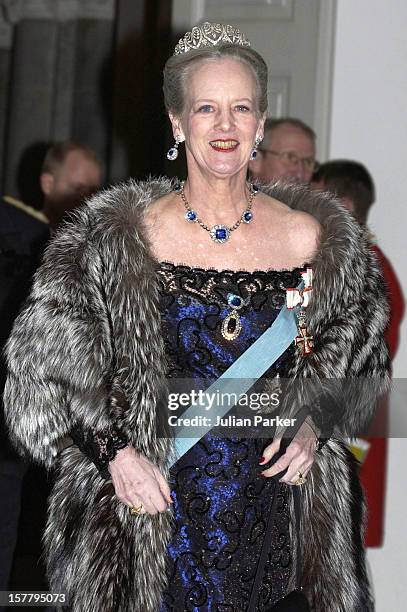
top-left (130, 503), bottom-right (143, 514)
top-left (294, 471), bottom-right (307, 486)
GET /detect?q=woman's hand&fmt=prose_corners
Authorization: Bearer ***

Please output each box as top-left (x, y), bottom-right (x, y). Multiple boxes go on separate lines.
top-left (259, 417), bottom-right (318, 485)
top-left (108, 446), bottom-right (173, 515)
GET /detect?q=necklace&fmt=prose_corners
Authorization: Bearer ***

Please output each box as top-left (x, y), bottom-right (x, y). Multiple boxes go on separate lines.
top-left (175, 181), bottom-right (259, 244)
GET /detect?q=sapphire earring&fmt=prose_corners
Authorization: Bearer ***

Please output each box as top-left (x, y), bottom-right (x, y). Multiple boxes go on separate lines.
top-left (167, 136), bottom-right (181, 161)
top-left (250, 136), bottom-right (262, 161)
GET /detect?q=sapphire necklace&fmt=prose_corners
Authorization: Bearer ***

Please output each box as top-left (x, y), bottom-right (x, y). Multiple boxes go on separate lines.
top-left (175, 181), bottom-right (258, 244)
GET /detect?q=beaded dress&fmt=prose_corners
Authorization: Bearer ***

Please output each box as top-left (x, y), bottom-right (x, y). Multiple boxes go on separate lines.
top-left (157, 261), bottom-right (303, 612)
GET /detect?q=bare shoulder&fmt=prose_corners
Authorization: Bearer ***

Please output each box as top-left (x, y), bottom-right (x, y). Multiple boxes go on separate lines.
top-left (144, 192), bottom-right (175, 217)
top-left (256, 192), bottom-right (321, 265)
top-left (285, 209), bottom-right (321, 263)
top-left (143, 192), bottom-right (178, 228)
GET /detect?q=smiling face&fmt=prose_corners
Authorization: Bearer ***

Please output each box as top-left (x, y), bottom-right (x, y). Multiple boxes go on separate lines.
top-left (170, 58), bottom-right (264, 179)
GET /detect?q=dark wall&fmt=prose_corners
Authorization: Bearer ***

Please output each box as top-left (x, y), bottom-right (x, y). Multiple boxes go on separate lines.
top-left (110, 0), bottom-right (173, 182)
top-left (1, 14), bottom-right (115, 205)
top-left (0, 0), bottom-right (174, 204)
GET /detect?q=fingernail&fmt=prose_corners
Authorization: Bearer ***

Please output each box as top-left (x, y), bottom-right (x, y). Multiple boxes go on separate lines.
top-left (260, 473), bottom-right (266, 478)
top-left (259, 456), bottom-right (266, 464)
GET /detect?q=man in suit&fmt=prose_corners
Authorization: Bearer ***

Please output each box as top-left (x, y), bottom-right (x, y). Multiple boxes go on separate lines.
top-left (0, 141), bottom-right (103, 599)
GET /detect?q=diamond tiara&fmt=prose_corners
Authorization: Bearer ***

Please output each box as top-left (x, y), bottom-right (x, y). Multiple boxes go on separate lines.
top-left (174, 22), bottom-right (251, 55)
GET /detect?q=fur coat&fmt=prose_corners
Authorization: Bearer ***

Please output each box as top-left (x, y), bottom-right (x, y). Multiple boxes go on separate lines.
top-left (3, 178), bottom-right (390, 611)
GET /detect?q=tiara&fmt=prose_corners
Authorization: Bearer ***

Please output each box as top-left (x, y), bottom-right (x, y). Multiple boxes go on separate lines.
top-left (174, 22), bottom-right (251, 55)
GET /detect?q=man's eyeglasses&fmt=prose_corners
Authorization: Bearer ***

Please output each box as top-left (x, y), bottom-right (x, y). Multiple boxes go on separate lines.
top-left (258, 149), bottom-right (319, 172)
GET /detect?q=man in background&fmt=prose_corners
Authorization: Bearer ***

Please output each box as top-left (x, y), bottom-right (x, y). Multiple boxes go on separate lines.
top-left (39, 141), bottom-right (103, 231)
top-left (312, 159), bottom-right (404, 547)
top-left (3, 141), bottom-right (103, 238)
top-left (0, 141), bottom-right (103, 600)
top-left (249, 117), bottom-right (317, 185)
top-left (312, 159), bottom-right (404, 360)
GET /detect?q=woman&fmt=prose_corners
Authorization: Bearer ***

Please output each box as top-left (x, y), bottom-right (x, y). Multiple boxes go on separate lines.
top-left (4, 23), bottom-right (388, 611)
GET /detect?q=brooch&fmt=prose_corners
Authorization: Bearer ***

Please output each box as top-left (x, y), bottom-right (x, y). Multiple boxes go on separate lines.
top-left (286, 268), bottom-right (314, 355)
top-left (221, 293), bottom-right (250, 341)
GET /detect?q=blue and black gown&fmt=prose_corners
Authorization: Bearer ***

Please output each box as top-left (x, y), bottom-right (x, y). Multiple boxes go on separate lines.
top-left (157, 262), bottom-right (303, 612)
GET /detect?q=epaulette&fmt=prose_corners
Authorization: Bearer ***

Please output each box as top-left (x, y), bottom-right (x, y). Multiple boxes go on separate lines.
top-left (3, 195), bottom-right (49, 225)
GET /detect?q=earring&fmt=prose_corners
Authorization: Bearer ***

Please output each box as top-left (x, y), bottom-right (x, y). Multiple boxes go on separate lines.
top-left (167, 136), bottom-right (181, 161)
top-left (250, 136), bottom-right (262, 161)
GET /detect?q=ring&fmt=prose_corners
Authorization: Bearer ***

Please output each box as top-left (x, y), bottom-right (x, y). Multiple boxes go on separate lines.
top-left (130, 503), bottom-right (143, 514)
top-left (294, 471), bottom-right (307, 486)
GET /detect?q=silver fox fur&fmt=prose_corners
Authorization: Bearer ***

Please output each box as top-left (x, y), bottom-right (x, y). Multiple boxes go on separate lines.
top-left (3, 179), bottom-right (389, 611)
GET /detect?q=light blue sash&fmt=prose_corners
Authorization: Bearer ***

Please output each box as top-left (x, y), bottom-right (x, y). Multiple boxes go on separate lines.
top-left (171, 303), bottom-right (299, 465)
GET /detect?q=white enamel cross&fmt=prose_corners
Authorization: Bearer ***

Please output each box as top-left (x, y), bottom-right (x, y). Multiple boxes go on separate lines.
top-left (286, 267), bottom-right (313, 310)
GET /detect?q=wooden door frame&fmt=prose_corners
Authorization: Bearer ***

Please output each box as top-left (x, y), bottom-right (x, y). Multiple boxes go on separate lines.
top-left (110, 0), bottom-right (173, 181)
top-left (314, 0), bottom-right (337, 161)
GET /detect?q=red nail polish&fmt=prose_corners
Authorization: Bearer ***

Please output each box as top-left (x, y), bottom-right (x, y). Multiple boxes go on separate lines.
top-left (260, 473), bottom-right (266, 477)
top-left (259, 456), bottom-right (266, 463)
